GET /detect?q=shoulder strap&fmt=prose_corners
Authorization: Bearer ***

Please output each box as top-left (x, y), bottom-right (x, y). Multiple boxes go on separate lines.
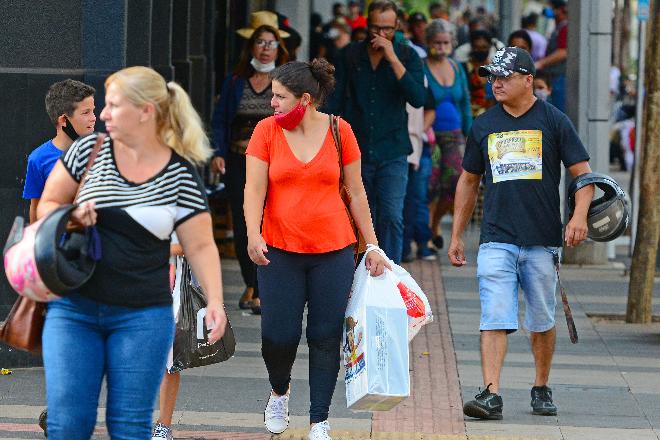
top-left (329, 114), bottom-right (344, 185)
top-left (448, 58), bottom-right (459, 72)
top-left (74, 133), bottom-right (105, 202)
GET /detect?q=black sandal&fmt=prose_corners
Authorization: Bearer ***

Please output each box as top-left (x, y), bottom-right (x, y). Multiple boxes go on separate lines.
top-left (239, 287), bottom-right (254, 310)
top-left (251, 297), bottom-right (261, 315)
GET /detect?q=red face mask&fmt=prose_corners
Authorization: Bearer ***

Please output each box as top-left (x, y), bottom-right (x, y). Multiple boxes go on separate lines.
top-left (275, 101), bottom-right (307, 131)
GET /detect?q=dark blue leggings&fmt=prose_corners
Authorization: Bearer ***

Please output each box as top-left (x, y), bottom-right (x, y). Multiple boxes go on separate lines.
top-left (258, 245), bottom-right (354, 423)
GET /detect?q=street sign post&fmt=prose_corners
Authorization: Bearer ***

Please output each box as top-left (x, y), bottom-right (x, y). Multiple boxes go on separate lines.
top-left (638, 0), bottom-right (649, 21)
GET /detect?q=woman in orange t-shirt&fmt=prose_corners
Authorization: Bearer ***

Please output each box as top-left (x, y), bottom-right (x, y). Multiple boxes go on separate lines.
top-left (244, 59), bottom-right (387, 440)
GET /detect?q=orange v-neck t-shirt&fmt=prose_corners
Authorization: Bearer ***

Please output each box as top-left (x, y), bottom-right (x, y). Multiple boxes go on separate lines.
top-left (246, 116), bottom-right (361, 253)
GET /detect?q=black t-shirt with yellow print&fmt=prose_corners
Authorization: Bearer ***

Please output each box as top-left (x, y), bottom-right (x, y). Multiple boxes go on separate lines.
top-left (462, 99), bottom-right (590, 247)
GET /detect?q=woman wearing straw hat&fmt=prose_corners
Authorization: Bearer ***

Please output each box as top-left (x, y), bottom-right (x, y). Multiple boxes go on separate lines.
top-left (210, 11), bottom-right (289, 316)
top-left (149, 12), bottom-right (290, 440)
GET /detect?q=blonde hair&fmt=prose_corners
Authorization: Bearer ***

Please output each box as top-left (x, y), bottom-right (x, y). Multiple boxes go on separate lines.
top-left (104, 66), bottom-right (212, 165)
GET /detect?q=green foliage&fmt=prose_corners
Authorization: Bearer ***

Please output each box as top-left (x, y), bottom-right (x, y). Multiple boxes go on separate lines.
top-left (401, 0), bottom-right (433, 16)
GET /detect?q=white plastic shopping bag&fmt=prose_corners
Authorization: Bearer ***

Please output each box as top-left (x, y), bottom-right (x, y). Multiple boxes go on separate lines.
top-left (390, 260), bottom-right (433, 341)
top-left (343, 251), bottom-right (410, 411)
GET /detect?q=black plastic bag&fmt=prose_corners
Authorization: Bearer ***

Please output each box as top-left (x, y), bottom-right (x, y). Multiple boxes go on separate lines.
top-left (169, 258), bottom-right (235, 373)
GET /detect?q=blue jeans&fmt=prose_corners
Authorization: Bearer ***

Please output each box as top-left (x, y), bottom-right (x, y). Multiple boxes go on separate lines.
top-left (476, 242), bottom-right (559, 333)
top-left (43, 294), bottom-right (174, 440)
top-left (550, 74), bottom-right (566, 113)
top-left (258, 246), bottom-right (354, 423)
top-left (403, 149), bottom-right (433, 258)
top-left (361, 156), bottom-right (409, 264)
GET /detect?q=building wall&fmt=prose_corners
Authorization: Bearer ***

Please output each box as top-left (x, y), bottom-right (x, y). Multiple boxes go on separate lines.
top-left (0, 0), bottom-right (217, 366)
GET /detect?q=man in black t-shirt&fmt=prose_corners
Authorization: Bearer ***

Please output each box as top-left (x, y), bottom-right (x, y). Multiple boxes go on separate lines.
top-left (447, 47), bottom-right (594, 420)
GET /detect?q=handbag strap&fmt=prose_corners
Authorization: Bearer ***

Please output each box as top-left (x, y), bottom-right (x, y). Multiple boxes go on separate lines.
top-left (73, 133), bottom-right (105, 202)
top-left (329, 114), bottom-right (344, 188)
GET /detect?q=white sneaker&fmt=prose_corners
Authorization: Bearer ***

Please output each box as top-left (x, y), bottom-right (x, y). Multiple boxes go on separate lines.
top-left (264, 391), bottom-right (290, 434)
top-left (151, 422), bottom-right (173, 440)
top-left (308, 420), bottom-right (332, 440)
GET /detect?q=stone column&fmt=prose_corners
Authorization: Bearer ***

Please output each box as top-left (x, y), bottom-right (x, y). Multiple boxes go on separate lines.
top-left (152, 0), bottom-right (175, 81)
top-left (276, 0), bottom-right (311, 61)
top-left (81, 0), bottom-right (128, 89)
top-left (188, 0), bottom-right (215, 123)
top-left (172, 0), bottom-right (193, 93)
top-left (498, 0), bottom-right (523, 43)
top-left (127, 1), bottom-right (154, 67)
top-left (563, 0), bottom-right (612, 265)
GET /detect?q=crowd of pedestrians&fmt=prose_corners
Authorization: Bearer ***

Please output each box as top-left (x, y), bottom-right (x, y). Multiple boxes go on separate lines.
top-left (313, 0), bottom-right (573, 257)
top-left (17, 1), bottom-right (600, 439)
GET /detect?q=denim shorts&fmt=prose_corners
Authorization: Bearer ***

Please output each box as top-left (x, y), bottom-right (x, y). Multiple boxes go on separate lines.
top-left (476, 242), bottom-right (559, 333)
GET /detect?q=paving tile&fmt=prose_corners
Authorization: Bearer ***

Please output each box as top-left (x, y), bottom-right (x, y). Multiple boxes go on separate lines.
top-left (442, 226), bottom-right (660, 440)
top-left (372, 260), bottom-right (465, 436)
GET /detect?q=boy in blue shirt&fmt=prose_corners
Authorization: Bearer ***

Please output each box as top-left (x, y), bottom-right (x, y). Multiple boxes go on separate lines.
top-left (23, 79), bottom-right (96, 222)
top-left (24, 79), bottom-right (96, 437)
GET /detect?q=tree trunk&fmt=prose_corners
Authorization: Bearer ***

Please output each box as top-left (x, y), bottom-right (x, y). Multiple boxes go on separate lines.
top-left (620, 0), bottom-right (632, 71)
top-left (612, 0), bottom-right (627, 71)
top-left (626, 0), bottom-right (660, 323)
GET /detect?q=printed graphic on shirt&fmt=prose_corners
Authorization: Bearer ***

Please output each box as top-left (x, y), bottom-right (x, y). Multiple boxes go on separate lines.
top-left (487, 129), bottom-right (542, 182)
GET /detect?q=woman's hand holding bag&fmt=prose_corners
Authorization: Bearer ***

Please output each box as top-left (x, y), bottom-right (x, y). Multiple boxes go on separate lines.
top-left (205, 302), bottom-right (228, 344)
top-left (364, 245), bottom-right (391, 277)
top-left (69, 201), bottom-right (98, 229)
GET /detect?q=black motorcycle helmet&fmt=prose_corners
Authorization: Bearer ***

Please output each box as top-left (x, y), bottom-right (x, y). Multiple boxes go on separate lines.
top-left (568, 173), bottom-right (630, 242)
top-left (4, 204), bottom-right (99, 295)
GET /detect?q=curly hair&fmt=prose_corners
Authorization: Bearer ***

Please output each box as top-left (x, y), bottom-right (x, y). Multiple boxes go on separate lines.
top-left (45, 79), bottom-right (96, 127)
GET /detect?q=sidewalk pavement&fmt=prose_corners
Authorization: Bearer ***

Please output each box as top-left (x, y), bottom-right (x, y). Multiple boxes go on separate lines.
top-left (0, 253), bottom-right (464, 440)
top-left (443, 225), bottom-right (660, 440)
top-left (1, 226), bottom-right (659, 440)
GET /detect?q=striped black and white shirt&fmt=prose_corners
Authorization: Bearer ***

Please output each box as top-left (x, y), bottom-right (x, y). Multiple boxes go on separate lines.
top-left (61, 133), bottom-right (209, 307)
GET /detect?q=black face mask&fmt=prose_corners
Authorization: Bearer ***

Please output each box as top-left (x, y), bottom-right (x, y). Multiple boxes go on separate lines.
top-left (62, 116), bottom-right (80, 141)
top-left (471, 50), bottom-right (489, 62)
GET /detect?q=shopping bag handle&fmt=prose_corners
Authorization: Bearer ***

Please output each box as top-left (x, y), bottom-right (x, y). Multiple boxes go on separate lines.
top-left (364, 244), bottom-right (391, 266)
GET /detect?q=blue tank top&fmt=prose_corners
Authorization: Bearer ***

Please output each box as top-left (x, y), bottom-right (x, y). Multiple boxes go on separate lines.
top-left (433, 97), bottom-right (462, 132)
top-left (427, 61), bottom-right (463, 132)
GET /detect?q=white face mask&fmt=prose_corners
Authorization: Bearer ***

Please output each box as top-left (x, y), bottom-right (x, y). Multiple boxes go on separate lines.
top-left (535, 89), bottom-right (550, 101)
top-left (250, 57), bottom-right (276, 73)
top-left (327, 28), bottom-right (340, 40)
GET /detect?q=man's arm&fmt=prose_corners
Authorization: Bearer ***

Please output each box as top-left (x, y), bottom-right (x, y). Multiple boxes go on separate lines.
top-left (447, 171), bottom-right (482, 267)
top-left (371, 34), bottom-right (407, 79)
top-left (386, 51), bottom-right (407, 80)
top-left (374, 36), bottom-right (426, 107)
top-left (535, 48), bottom-right (567, 71)
top-left (565, 160), bottom-right (594, 247)
top-left (396, 48), bottom-right (427, 108)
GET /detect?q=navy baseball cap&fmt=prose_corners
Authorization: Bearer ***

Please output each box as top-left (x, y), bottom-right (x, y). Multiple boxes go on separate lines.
top-left (478, 47), bottom-right (536, 78)
top-left (408, 12), bottom-right (427, 25)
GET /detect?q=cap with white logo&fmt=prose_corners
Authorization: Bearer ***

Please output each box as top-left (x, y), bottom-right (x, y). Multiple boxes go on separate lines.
top-left (478, 47), bottom-right (536, 78)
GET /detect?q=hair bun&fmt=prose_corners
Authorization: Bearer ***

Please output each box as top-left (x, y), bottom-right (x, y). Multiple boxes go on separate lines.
top-left (309, 58), bottom-right (335, 82)
top-left (270, 59), bottom-right (336, 107)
